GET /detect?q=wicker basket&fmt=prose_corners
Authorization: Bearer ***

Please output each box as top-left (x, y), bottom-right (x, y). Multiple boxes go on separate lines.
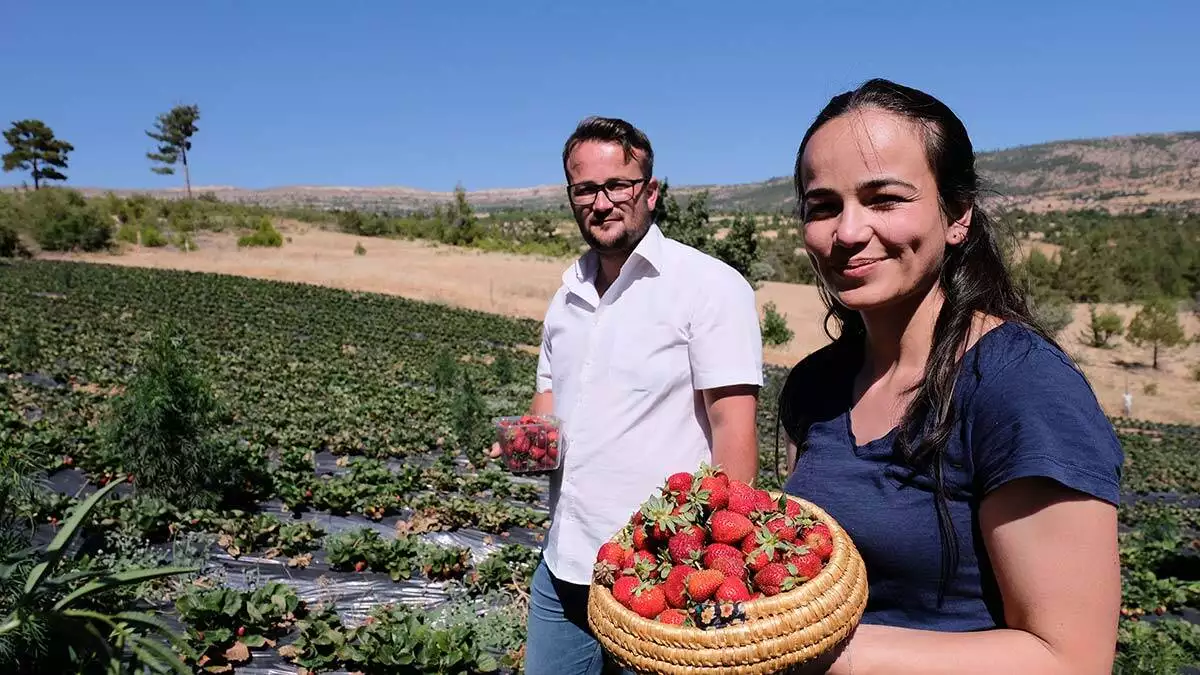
top-left (586, 493), bottom-right (868, 675)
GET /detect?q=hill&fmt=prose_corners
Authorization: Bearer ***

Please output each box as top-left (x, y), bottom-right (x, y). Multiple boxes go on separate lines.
top-left (74, 131), bottom-right (1200, 215)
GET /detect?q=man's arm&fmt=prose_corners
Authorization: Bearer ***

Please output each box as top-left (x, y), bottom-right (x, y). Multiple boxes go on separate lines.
top-left (702, 384), bottom-right (759, 485)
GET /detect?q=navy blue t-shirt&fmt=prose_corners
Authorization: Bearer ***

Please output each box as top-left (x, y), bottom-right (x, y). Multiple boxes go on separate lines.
top-left (780, 321), bottom-right (1124, 631)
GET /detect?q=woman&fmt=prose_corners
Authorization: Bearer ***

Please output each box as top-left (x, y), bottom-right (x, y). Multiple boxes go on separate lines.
top-left (778, 79), bottom-right (1123, 674)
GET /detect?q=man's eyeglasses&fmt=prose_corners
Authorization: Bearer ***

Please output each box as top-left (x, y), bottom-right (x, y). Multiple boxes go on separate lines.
top-left (566, 178), bottom-right (649, 206)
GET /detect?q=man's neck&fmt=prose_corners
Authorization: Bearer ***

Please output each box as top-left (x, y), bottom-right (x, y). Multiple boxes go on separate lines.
top-left (594, 251), bottom-right (631, 299)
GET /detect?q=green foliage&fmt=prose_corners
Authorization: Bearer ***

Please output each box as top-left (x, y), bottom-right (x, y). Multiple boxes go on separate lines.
top-left (1126, 298), bottom-right (1188, 369)
top-left (0, 478), bottom-right (198, 675)
top-left (1082, 305), bottom-right (1125, 348)
top-left (492, 350), bottom-right (514, 385)
top-left (146, 104), bottom-right (200, 198)
top-left (657, 181), bottom-right (712, 253)
top-left (1008, 209), bottom-right (1200, 303)
top-left (439, 184), bottom-right (485, 246)
top-left (99, 321), bottom-right (231, 510)
top-left (760, 301), bottom-right (794, 347)
top-left (6, 322), bottom-right (39, 372)
top-left (354, 241), bottom-right (367, 256)
top-left (2, 120), bottom-right (73, 190)
top-left (0, 188), bottom-right (111, 252)
top-left (0, 222), bottom-right (23, 258)
top-left (236, 216), bottom-right (283, 248)
top-left (713, 213), bottom-right (771, 287)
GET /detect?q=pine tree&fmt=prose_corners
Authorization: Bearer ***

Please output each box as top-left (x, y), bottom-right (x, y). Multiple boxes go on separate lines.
top-left (2, 120), bottom-right (74, 189)
top-left (146, 104), bottom-right (200, 198)
top-left (1126, 298), bottom-right (1187, 369)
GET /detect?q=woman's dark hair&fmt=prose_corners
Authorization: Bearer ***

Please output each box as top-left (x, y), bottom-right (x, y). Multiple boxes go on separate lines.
top-left (778, 78), bottom-right (1065, 603)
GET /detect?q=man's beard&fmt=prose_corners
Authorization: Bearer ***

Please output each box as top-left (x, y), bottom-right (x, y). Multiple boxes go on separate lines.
top-left (580, 216), bottom-right (650, 256)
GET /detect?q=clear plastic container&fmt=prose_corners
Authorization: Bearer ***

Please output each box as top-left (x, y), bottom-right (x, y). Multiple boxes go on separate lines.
top-left (494, 414), bottom-right (563, 474)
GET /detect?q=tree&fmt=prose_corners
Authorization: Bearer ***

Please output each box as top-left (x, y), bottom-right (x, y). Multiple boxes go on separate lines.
top-left (1126, 298), bottom-right (1187, 369)
top-left (657, 181), bottom-right (712, 253)
top-left (1082, 305), bottom-right (1124, 348)
top-left (146, 104), bottom-right (200, 198)
top-left (1, 120), bottom-right (74, 189)
top-left (761, 301), bottom-right (794, 347)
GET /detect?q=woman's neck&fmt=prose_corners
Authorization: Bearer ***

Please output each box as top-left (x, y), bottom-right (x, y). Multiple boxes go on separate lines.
top-left (859, 284), bottom-right (945, 382)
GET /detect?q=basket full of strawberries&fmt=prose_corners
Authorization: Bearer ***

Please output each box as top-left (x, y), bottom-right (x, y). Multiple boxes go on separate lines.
top-left (586, 465), bottom-right (868, 675)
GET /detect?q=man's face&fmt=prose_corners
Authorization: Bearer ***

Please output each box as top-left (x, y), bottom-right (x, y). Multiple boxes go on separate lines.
top-left (565, 140), bottom-right (659, 255)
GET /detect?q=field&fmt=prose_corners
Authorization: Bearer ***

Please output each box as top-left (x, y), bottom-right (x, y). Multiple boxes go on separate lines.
top-left (44, 223), bottom-right (1200, 426)
top-left (1, 258), bottom-right (1199, 673)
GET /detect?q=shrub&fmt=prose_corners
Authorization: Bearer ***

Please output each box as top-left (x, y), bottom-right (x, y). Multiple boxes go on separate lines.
top-left (100, 321), bottom-right (231, 510)
top-left (18, 188), bottom-right (111, 251)
top-left (354, 241), bottom-right (366, 256)
top-left (0, 223), bottom-right (20, 258)
top-left (237, 216), bottom-right (283, 248)
top-left (761, 301), bottom-right (794, 347)
top-left (1082, 305), bottom-right (1124, 348)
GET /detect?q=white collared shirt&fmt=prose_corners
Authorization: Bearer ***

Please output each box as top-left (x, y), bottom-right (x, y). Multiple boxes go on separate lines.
top-left (536, 223), bottom-right (764, 585)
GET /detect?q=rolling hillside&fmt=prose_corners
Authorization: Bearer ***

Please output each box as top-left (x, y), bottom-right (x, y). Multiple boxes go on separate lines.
top-left (77, 131), bottom-right (1200, 215)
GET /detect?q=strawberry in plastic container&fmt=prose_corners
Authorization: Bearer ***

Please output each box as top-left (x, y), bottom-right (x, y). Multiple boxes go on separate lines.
top-left (494, 414), bottom-right (563, 474)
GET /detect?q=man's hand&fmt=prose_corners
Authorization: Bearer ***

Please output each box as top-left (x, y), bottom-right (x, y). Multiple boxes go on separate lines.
top-left (486, 391), bottom-right (555, 461)
top-left (702, 384), bottom-right (759, 484)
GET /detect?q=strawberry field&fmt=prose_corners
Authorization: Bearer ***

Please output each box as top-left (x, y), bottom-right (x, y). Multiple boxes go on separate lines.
top-left (0, 258), bottom-right (1198, 674)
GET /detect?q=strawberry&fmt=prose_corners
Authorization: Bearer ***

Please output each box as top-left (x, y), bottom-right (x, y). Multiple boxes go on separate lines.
top-left (765, 516), bottom-right (797, 543)
top-left (696, 475), bottom-right (729, 511)
top-left (354, 561), bottom-right (367, 572)
top-left (629, 583), bottom-right (668, 619)
top-left (594, 542), bottom-right (629, 585)
top-left (613, 576), bottom-right (640, 608)
top-left (685, 569), bottom-right (726, 603)
top-left (667, 525), bottom-right (707, 565)
top-left (753, 489), bottom-right (778, 515)
top-left (626, 550), bottom-right (661, 581)
top-left (640, 495), bottom-right (689, 543)
top-left (236, 626), bottom-right (246, 637)
top-left (632, 523), bottom-right (649, 551)
top-left (726, 480), bottom-right (759, 516)
top-left (803, 523), bottom-right (834, 561)
top-left (702, 543), bottom-right (747, 580)
top-left (714, 576), bottom-right (751, 602)
top-left (753, 562), bottom-right (793, 596)
top-left (709, 510), bottom-right (754, 545)
top-left (785, 549), bottom-right (824, 581)
top-left (753, 562), bottom-right (805, 596)
top-left (666, 472), bottom-right (694, 504)
top-left (783, 497), bottom-right (803, 518)
top-left (663, 565), bottom-right (693, 609)
top-left (741, 529), bottom-right (783, 572)
top-left (657, 608), bottom-right (689, 625)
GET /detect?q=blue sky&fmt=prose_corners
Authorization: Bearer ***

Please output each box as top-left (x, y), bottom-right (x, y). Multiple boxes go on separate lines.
top-left (2, 0), bottom-right (1196, 191)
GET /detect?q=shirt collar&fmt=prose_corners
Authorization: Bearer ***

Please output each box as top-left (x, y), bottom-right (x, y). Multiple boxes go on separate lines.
top-left (563, 223), bottom-right (665, 305)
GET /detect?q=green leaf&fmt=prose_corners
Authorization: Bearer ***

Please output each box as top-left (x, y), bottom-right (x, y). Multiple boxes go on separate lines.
top-left (53, 565), bottom-right (199, 610)
top-left (24, 477), bottom-right (125, 596)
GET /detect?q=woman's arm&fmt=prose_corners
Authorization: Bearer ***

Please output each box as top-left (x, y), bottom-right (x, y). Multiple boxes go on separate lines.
top-left (825, 476), bottom-right (1121, 675)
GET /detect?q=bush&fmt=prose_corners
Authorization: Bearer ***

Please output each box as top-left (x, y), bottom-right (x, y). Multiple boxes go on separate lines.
top-left (0, 222), bottom-right (20, 258)
top-left (354, 241), bottom-right (366, 256)
top-left (13, 188), bottom-right (111, 251)
top-left (761, 301), bottom-right (794, 347)
top-left (1029, 293), bottom-right (1075, 338)
top-left (1082, 305), bottom-right (1124, 348)
top-left (237, 216), bottom-right (283, 248)
top-left (100, 321), bottom-right (234, 510)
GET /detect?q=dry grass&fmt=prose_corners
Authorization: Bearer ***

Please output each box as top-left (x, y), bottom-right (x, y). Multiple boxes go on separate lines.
top-left (43, 224), bottom-right (1200, 425)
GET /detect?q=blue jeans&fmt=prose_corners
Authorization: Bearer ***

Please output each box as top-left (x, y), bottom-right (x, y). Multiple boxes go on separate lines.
top-left (525, 557), bottom-right (636, 675)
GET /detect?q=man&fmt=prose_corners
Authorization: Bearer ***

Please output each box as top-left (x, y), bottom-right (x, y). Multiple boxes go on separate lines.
top-left (495, 116), bottom-right (763, 675)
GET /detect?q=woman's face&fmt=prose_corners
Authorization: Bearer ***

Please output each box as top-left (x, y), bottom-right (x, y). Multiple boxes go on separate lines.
top-left (797, 107), bottom-right (968, 314)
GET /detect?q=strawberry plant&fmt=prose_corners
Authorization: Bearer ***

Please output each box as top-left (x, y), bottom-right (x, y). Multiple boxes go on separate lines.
top-left (419, 544), bottom-right (471, 581)
top-left (277, 603), bottom-right (350, 674)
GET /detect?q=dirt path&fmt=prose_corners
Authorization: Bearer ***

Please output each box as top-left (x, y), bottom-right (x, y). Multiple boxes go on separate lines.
top-left (43, 225), bottom-right (1200, 425)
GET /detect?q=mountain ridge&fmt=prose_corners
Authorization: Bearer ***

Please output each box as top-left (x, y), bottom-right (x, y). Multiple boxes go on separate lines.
top-left (67, 130), bottom-right (1200, 214)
